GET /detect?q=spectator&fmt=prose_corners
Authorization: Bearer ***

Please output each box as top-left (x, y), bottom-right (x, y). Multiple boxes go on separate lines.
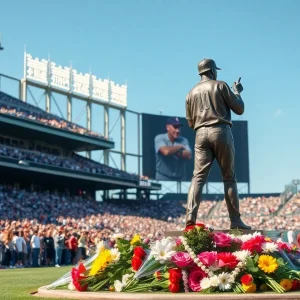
top-left (43, 229), bottom-right (55, 266)
top-left (30, 230), bottom-right (40, 267)
top-left (53, 229), bottom-right (65, 267)
top-left (287, 227), bottom-right (296, 245)
top-left (68, 233), bottom-right (78, 265)
top-left (77, 231), bottom-right (88, 262)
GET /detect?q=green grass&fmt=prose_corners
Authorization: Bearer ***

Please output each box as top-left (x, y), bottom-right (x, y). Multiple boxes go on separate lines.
top-left (0, 266), bottom-right (75, 300)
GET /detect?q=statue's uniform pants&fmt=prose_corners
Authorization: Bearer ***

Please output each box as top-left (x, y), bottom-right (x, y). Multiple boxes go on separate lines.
top-left (186, 124), bottom-right (240, 223)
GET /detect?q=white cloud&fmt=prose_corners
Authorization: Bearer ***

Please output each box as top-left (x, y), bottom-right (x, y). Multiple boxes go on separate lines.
top-left (273, 109), bottom-right (282, 117)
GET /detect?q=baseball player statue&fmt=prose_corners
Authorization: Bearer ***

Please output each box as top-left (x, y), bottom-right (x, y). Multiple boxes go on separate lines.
top-left (185, 58), bottom-right (251, 230)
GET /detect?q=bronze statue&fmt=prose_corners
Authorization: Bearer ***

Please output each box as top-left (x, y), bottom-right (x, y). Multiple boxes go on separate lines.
top-left (185, 58), bottom-right (251, 230)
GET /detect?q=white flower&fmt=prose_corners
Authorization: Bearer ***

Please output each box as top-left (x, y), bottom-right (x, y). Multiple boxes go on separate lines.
top-left (68, 282), bottom-right (76, 291)
top-left (218, 272), bottom-right (232, 291)
top-left (97, 240), bottom-right (107, 252)
top-left (200, 277), bottom-right (212, 289)
top-left (122, 274), bottom-right (132, 285)
top-left (262, 242), bottom-right (279, 253)
top-left (112, 233), bottom-right (124, 240)
top-left (208, 261), bottom-right (220, 271)
top-left (150, 238), bottom-right (176, 263)
top-left (252, 231), bottom-right (262, 237)
top-left (114, 280), bottom-right (124, 292)
top-left (210, 275), bottom-right (219, 287)
top-left (228, 274), bottom-right (235, 283)
top-left (233, 250), bottom-right (251, 262)
top-left (110, 248), bottom-right (121, 262)
top-left (239, 231), bottom-right (262, 243)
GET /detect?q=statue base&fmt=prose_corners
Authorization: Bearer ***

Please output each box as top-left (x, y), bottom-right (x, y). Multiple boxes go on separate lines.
top-left (37, 286), bottom-right (300, 299)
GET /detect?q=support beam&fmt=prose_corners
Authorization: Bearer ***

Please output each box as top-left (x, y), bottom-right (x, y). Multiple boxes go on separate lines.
top-left (120, 110), bottom-right (126, 171)
top-left (86, 101), bottom-right (92, 159)
top-left (20, 79), bottom-right (27, 102)
top-left (46, 89), bottom-right (51, 113)
top-left (67, 95), bottom-right (72, 122)
top-left (103, 105), bottom-right (109, 165)
top-left (177, 181), bottom-right (181, 193)
top-left (137, 113), bottom-right (141, 176)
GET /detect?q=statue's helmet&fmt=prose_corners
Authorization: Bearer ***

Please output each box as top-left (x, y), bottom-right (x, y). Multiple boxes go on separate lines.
top-left (198, 58), bottom-right (221, 75)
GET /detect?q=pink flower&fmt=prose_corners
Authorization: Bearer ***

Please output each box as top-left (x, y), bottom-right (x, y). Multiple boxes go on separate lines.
top-left (213, 232), bottom-right (232, 247)
top-left (198, 251), bottom-right (217, 267)
top-left (175, 238), bottom-right (182, 246)
top-left (171, 252), bottom-right (193, 268)
top-left (188, 266), bottom-right (207, 292)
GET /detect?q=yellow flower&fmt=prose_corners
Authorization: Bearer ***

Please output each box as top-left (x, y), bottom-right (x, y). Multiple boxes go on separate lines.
top-left (259, 283), bottom-right (269, 291)
top-left (89, 249), bottom-right (112, 276)
top-left (258, 255), bottom-right (278, 273)
top-left (130, 234), bottom-right (141, 245)
top-left (265, 237), bottom-right (271, 242)
top-left (242, 283), bottom-right (257, 293)
top-left (280, 279), bottom-right (292, 291)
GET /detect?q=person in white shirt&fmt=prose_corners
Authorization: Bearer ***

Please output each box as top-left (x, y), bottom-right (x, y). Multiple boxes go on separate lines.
top-left (13, 231), bottom-right (26, 267)
top-left (287, 227), bottom-right (296, 245)
top-left (31, 231), bottom-right (40, 267)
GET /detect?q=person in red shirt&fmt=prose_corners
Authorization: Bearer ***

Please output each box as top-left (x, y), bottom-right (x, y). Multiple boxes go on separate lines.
top-left (68, 233), bottom-right (78, 265)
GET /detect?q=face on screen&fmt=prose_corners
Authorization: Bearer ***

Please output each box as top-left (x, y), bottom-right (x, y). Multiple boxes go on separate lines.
top-left (166, 124), bottom-right (181, 140)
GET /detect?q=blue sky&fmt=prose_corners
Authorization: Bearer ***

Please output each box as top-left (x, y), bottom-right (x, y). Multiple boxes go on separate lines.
top-left (0, 0), bottom-right (299, 193)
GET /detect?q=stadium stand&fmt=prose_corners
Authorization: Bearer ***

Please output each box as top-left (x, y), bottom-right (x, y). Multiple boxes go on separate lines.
top-left (0, 91), bottom-right (107, 140)
top-left (0, 143), bottom-right (139, 180)
top-left (276, 193), bottom-right (300, 216)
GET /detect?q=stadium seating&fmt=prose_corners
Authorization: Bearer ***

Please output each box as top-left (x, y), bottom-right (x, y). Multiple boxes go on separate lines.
top-left (0, 91), bottom-right (107, 140)
top-left (0, 143), bottom-right (139, 180)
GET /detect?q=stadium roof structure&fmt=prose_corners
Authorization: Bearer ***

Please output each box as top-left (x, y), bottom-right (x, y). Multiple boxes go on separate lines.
top-left (0, 92), bottom-right (114, 151)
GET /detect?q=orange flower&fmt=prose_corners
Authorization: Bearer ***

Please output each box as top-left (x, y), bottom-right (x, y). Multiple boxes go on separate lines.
top-left (242, 282), bottom-right (256, 293)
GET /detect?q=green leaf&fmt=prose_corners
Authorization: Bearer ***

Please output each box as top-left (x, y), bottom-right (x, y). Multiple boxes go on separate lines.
top-left (276, 258), bottom-right (285, 266)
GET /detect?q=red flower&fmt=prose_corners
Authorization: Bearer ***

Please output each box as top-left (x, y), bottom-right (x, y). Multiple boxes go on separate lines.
top-left (71, 263), bottom-right (88, 292)
top-left (241, 235), bottom-right (265, 254)
top-left (133, 246), bottom-right (146, 259)
top-left (131, 255), bottom-right (143, 271)
top-left (184, 223), bottom-right (206, 232)
top-left (217, 252), bottom-right (238, 269)
top-left (154, 271), bottom-right (162, 280)
top-left (169, 268), bottom-right (182, 284)
top-left (169, 283), bottom-right (180, 293)
top-left (291, 279), bottom-right (300, 291)
top-left (277, 242), bottom-right (292, 252)
top-left (241, 274), bottom-right (253, 285)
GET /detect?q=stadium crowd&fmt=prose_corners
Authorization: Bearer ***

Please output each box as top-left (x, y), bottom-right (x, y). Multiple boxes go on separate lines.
top-left (0, 143), bottom-right (139, 180)
top-left (1, 186), bottom-right (299, 269)
top-left (0, 92), bottom-right (107, 140)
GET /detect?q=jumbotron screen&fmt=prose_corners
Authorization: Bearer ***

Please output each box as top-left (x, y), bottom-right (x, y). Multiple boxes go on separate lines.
top-left (142, 113), bottom-right (250, 183)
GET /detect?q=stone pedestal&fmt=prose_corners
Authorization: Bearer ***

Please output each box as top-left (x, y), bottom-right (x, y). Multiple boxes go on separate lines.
top-left (37, 286), bottom-right (300, 299)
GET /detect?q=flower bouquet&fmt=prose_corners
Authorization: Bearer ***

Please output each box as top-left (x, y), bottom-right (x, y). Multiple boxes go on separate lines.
top-left (49, 224), bottom-right (300, 294)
